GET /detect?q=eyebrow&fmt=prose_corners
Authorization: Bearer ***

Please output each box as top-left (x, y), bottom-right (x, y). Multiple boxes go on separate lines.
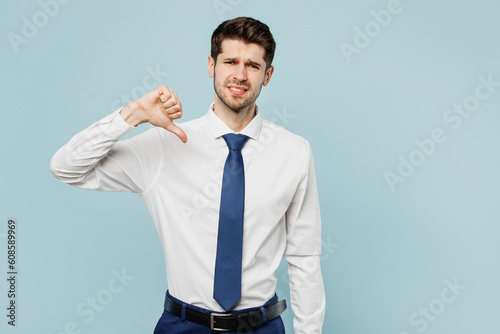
top-left (222, 57), bottom-right (263, 67)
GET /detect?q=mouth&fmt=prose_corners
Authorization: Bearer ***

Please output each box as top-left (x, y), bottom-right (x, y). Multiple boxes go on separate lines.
top-left (227, 85), bottom-right (248, 96)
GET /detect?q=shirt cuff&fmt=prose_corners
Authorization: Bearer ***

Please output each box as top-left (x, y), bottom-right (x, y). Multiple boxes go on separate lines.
top-left (107, 108), bottom-right (135, 138)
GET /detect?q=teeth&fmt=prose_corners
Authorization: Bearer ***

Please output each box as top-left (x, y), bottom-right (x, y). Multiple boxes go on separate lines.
top-left (230, 87), bottom-right (245, 92)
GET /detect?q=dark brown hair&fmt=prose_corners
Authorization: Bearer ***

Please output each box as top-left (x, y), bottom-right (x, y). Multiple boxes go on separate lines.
top-left (211, 17), bottom-right (276, 69)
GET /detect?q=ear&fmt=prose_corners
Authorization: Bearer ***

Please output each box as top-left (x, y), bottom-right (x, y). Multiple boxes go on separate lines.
top-left (262, 65), bottom-right (274, 87)
top-left (208, 56), bottom-right (215, 78)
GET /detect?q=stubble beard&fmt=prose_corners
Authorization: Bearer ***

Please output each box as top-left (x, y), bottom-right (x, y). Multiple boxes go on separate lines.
top-left (213, 74), bottom-right (262, 113)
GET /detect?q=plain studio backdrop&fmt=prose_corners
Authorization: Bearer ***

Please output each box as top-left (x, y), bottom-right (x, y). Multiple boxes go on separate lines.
top-left (1, 0), bottom-right (499, 333)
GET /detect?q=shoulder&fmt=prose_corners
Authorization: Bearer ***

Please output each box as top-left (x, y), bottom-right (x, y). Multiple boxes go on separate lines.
top-left (260, 118), bottom-right (311, 156)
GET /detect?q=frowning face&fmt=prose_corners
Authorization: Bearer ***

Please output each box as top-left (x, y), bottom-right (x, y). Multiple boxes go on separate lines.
top-left (208, 39), bottom-right (274, 113)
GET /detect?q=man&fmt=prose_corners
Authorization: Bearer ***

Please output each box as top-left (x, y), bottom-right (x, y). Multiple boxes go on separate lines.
top-left (50, 17), bottom-right (325, 333)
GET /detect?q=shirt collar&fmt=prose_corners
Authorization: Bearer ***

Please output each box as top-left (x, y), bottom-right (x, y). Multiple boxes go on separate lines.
top-left (207, 102), bottom-right (262, 140)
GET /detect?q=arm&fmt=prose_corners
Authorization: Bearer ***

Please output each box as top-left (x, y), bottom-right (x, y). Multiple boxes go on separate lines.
top-left (50, 84), bottom-right (187, 191)
top-left (284, 142), bottom-right (325, 334)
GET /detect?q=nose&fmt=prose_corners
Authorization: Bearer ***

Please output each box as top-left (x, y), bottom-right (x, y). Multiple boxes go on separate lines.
top-left (233, 63), bottom-right (247, 82)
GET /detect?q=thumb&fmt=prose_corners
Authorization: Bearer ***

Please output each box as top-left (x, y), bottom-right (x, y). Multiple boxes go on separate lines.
top-left (164, 122), bottom-right (188, 143)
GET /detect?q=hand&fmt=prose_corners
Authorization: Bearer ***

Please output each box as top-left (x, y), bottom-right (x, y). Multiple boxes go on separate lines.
top-left (120, 84), bottom-right (187, 143)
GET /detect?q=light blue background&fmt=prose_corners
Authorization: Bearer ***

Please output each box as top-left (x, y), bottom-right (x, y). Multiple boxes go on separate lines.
top-left (1, 0), bottom-right (499, 333)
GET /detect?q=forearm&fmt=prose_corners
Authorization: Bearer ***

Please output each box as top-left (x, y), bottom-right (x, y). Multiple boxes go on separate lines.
top-left (50, 83), bottom-right (183, 184)
top-left (287, 254), bottom-right (325, 334)
top-left (284, 141), bottom-right (325, 332)
top-left (49, 109), bottom-right (134, 186)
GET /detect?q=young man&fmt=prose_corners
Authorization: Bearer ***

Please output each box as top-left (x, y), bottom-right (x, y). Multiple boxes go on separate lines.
top-left (50, 17), bottom-right (325, 333)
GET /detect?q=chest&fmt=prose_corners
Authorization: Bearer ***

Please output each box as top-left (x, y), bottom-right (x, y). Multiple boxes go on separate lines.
top-left (158, 140), bottom-right (304, 219)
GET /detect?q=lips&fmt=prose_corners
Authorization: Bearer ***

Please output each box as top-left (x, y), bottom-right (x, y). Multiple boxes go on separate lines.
top-left (227, 85), bottom-right (248, 95)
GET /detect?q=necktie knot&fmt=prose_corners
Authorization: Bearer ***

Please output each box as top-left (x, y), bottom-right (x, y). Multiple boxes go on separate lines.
top-left (223, 134), bottom-right (249, 151)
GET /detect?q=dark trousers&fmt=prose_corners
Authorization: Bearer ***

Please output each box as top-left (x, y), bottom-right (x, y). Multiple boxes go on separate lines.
top-left (153, 293), bottom-right (285, 334)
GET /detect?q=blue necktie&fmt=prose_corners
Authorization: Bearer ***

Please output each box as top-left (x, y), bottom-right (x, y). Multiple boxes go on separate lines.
top-left (213, 133), bottom-right (249, 311)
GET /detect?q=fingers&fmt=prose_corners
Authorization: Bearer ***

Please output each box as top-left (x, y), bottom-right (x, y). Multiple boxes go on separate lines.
top-left (159, 88), bottom-right (182, 118)
top-left (169, 111), bottom-right (183, 120)
top-left (158, 86), bottom-right (177, 110)
top-left (157, 84), bottom-right (171, 100)
top-left (170, 94), bottom-right (182, 119)
top-left (156, 85), bottom-right (187, 143)
top-left (161, 91), bottom-right (178, 109)
top-left (165, 123), bottom-right (188, 143)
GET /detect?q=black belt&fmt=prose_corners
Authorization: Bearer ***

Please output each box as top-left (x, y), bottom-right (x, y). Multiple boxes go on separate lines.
top-left (164, 293), bottom-right (287, 332)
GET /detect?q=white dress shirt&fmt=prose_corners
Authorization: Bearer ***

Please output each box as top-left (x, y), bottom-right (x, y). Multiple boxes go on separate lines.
top-left (50, 103), bottom-right (325, 333)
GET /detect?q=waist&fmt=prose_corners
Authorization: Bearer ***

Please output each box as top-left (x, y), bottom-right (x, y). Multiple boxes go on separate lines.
top-left (167, 290), bottom-right (278, 314)
top-left (164, 290), bottom-right (287, 332)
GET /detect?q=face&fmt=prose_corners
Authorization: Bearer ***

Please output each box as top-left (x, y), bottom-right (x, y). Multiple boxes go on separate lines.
top-left (208, 39), bottom-right (274, 113)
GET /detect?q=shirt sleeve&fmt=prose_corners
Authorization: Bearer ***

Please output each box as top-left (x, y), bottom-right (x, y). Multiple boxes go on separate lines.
top-left (49, 109), bottom-right (165, 193)
top-left (283, 142), bottom-right (326, 334)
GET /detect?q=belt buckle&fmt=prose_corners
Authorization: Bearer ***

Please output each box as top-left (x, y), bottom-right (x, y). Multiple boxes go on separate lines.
top-left (210, 312), bottom-right (233, 332)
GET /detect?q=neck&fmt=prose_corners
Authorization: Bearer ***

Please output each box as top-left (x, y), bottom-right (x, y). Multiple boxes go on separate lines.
top-left (213, 99), bottom-right (256, 132)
